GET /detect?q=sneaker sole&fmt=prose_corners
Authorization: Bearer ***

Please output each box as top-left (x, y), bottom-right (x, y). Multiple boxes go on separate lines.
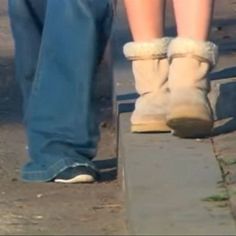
top-left (54, 174), bottom-right (95, 184)
top-left (167, 117), bottom-right (213, 138)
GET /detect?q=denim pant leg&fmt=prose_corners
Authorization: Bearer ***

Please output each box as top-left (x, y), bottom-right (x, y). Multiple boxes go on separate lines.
top-left (8, 0), bottom-right (47, 111)
top-left (20, 0), bottom-right (113, 182)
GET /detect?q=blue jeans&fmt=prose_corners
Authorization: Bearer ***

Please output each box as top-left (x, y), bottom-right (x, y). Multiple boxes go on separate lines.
top-left (8, 0), bottom-right (113, 182)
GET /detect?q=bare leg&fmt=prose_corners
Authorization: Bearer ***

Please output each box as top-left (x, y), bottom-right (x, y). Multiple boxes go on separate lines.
top-left (173, 0), bottom-right (214, 40)
top-left (123, 0), bottom-right (165, 41)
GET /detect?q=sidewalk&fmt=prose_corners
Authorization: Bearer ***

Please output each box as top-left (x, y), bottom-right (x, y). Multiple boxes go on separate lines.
top-left (113, 1), bottom-right (236, 234)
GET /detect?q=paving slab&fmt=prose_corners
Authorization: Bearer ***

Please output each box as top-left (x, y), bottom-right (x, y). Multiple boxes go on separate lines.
top-left (119, 113), bottom-right (236, 235)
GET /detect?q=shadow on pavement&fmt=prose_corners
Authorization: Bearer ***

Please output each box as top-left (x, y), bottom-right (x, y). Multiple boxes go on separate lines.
top-left (0, 56), bottom-right (23, 123)
top-left (94, 157), bottom-right (117, 182)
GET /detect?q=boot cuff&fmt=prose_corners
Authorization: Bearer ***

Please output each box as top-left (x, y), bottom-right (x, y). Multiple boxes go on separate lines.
top-left (123, 37), bottom-right (172, 60)
top-left (168, 37), bottom-right (218, 66)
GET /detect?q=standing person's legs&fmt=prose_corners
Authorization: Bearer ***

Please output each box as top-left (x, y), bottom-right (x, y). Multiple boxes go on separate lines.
top-left (9, 0), bottom-right (113, 183)
top-left (173, 0), bottom-right (213, 40)
top-left (167, 0), bottom-right (218, 137)
top-left (8, 0), bottom-right (47, 111)
top-left (124, 0), bottom-right (165, 41)
top-left (123, 0), bottom-right (171, 133)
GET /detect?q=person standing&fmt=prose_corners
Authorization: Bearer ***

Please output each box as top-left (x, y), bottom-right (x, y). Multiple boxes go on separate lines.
top-left (8, 0), bottom-right (113, 183)
top-left (123, 0), bottom-right (218, 138)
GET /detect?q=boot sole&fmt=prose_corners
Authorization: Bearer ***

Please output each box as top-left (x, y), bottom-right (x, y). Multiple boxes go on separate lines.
top-left (167, 118), bottom-right (213, 138)
top-left (131, 122), bottom-right (171, 133)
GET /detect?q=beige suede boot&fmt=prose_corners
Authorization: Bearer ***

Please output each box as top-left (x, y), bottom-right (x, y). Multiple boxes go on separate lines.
top-left (123, 38), bottom-right (171, 132)
top-left (167, 37), bottom-right (218, 138)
